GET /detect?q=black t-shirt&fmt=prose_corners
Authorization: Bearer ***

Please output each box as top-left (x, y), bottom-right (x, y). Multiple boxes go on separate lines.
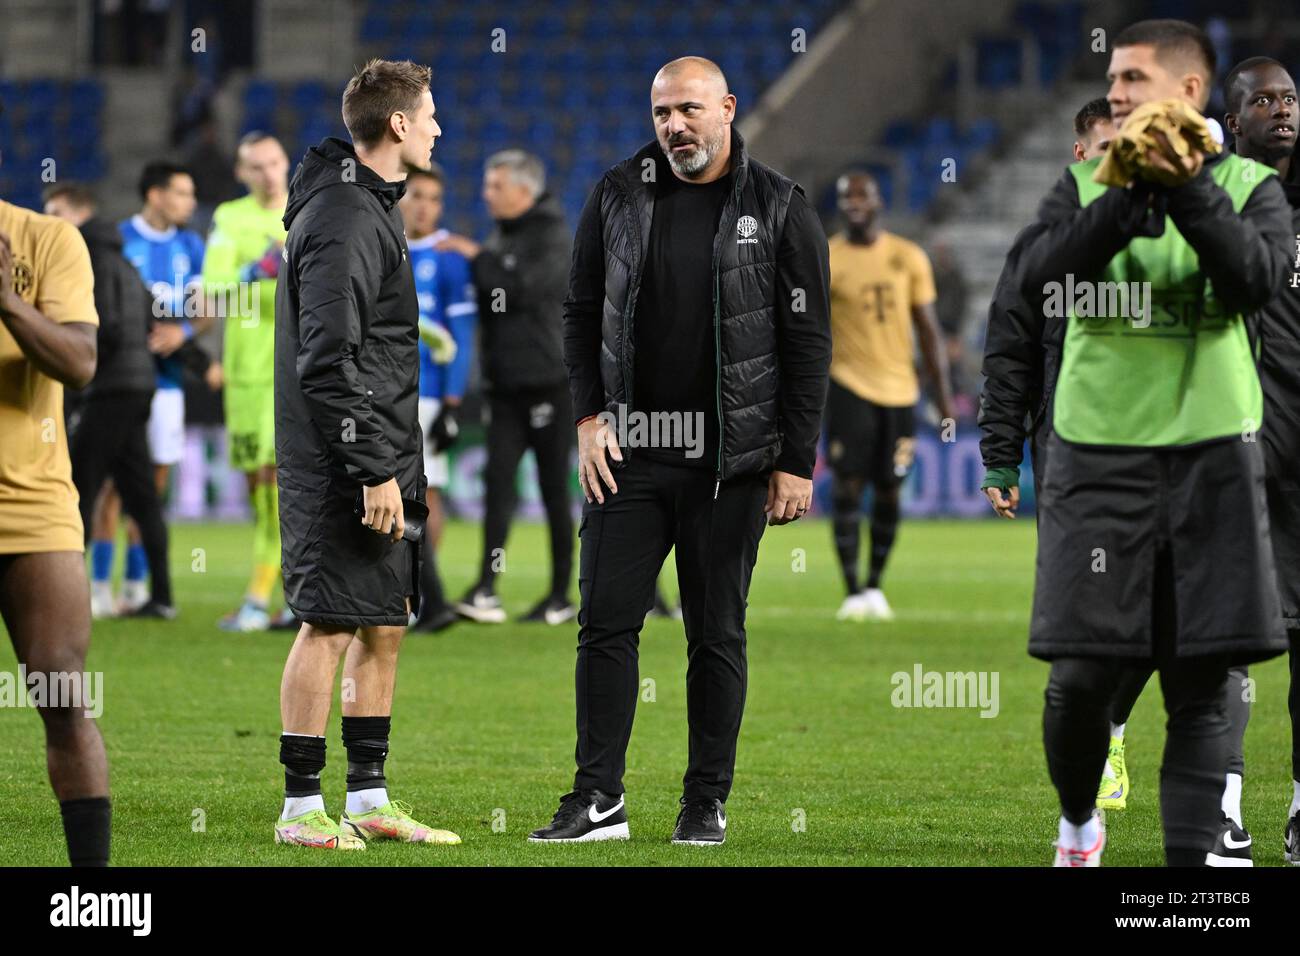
top-left (632, 171), bottom-right (732, 468)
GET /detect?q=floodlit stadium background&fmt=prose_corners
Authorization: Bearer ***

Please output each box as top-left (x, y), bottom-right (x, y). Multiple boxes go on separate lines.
top-left (0, 0), bottom-right (1294, 522)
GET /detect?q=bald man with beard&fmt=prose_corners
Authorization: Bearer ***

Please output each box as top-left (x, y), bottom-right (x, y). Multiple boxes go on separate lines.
top-left (532, 57), bottom-right (831, 845)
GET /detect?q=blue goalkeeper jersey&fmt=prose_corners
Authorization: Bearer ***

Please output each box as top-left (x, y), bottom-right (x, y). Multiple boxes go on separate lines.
top-left (409, 229), bottom-right (477, 401)
top-left (120, 214), bottom-right (205, 390)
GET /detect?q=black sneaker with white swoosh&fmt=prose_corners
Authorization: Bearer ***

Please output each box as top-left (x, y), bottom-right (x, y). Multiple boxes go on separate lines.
top-left (1206, 815), bottom-right (1253, 866)
top-left (528, 790), bottom-right (629, 842)
top-left (672, 797), bottom-right (726, 845)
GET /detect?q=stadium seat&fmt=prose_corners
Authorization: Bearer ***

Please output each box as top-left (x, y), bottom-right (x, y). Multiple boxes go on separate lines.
top-left (284, 0), bottom-right (863, 233)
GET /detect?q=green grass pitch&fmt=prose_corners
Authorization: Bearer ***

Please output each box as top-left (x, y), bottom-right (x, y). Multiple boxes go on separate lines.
top-left (0, 516), bottom-right (1293, 866)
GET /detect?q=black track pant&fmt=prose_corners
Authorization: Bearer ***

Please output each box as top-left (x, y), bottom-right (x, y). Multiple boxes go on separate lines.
top-left (572, 455), bottom-right (768, 802)
top-left (477, 384), bottom-right (573, 599)
top-left (1110, 665), bottom-right (1153, 726)
top-left (69, 391), bottom-right (171, 606)
top-left (1224, 629), bottom-right (1300, 780)
top-left (1043, 549), bottom-right (1230, 865)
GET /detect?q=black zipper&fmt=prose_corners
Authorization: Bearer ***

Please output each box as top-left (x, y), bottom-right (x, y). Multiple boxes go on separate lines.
top-left (620, 182), bottom-right (644, 457)
top-left (711, 175), bottom-right (745, 500)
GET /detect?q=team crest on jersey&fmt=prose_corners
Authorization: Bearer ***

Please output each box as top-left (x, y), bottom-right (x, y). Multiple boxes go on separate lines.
top-left (737, 215), bottom-right (759, 244)
top-left (10, 258), bottom-right (33, 297)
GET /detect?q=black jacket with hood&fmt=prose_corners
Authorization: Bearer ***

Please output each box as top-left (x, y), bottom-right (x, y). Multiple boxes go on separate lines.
top-left (1258, 173), bottom-right (1300, 625)
top-left (274, 137), bottom-right (425, 628)
top-left (70, 217), bottom-right (157, 404)
top-left (472, 191), bottom-right (572, 391)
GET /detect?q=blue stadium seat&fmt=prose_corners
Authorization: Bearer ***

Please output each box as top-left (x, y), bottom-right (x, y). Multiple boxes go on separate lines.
top-left (961, 118), bottom-right (1000, 150)
top-left (244, 80), bottom-right (278, 116)
top-left (289, 81), bottom-right (330, 114)
top-left (359, 8), bottom-right (391, 43)
top-left (882, 121), bottom-right (915, 149)
top-left (24, 80), bottom-right (60, 116)
top-left (258, 1), bottom-right (858, 233)
top-left (977, 37), bottom-right (1022, 89)
top-left (922, 118), bottom-right (956, 149)
top-left (68, 80), bottom-right (105, 115)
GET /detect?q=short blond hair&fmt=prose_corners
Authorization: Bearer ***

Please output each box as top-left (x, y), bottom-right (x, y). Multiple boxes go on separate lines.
top-left (341, 58), bottom-right (432, 147)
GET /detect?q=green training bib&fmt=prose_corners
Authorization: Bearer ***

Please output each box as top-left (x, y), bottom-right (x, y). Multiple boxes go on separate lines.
top-left (1051, 153), bottom-right (1269, 446)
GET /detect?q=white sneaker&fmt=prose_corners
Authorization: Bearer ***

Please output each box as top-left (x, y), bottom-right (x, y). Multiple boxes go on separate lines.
top-left (90, 581), bottom-right (117, 619)
top-left (455, 587), bottom-right (506, 624)
top-left (1053, 809), bottom-right (1106, 867)
top-left (836, 592), bottom-right (868, 622)
top-left (862, 588), bottom-right (895, 621)
top-left (118, 579), bottom-right (149, 613)
top-left (218, 602), bottom-right (271, 632)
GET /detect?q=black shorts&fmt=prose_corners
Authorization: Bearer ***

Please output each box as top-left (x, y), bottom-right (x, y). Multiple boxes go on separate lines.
top-left (824, 380), bottom-right (915, 485)
top-left (1029, 432), bottom-right (1287, 664)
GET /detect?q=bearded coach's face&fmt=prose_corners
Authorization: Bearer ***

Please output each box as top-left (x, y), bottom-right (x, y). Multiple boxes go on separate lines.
top-left (651, 68), bottom-right (735, 179)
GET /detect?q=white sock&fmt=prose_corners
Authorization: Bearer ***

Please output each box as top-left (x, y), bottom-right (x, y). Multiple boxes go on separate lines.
top-left (1110, 722), bottom-right (1125, 739)
top-left (1290, 779), bottom-right (1300, 818)
top-left (346, 787), bottom-right (389, 814)
top-left (1058, 813), bottom-right (1099, 851)
top-left (1222, 772), bottom-right (1243, 827)
top-left (282, 794), bottom-right (325, 819)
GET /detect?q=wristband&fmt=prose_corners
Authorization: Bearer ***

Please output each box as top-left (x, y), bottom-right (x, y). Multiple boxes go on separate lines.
top-left (980, 466), bottom-right (1020, 491)
top-left (180, 320), bottom-right (195, 340)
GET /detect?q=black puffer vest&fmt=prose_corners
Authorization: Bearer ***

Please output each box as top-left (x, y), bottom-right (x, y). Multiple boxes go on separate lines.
top-left (596, 128), bottom-right (800, 479)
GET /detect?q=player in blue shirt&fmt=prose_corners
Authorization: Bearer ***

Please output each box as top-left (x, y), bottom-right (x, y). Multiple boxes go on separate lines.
top-left (89, 162), bottom-right (209, 617)
top-left (399, 165), bottom-right (477, 631)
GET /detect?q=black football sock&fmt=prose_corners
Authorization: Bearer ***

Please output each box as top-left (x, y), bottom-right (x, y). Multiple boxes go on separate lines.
top-left (831, 479), bottom-right (862, 595)
top-left (60, 796), bottom-right (111, 867)
top-left (342, 715), bottom-right (391, 794)
top-left (1224, 666), bottom-right (1250, 780)
top-left (866, 492), bottom-right (900, 590)
top-left (280, 733), bottom-right (326, 798)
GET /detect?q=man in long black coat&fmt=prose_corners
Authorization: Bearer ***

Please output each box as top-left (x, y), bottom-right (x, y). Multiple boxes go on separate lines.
top-left (271, 58), bottom-right (458, 851)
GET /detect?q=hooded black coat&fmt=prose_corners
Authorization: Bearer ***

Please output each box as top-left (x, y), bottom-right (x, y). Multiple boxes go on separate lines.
top-left (274, 137), bottom-right (425, 628)
top-left (1259, 175), bottom-right (1300, 626)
